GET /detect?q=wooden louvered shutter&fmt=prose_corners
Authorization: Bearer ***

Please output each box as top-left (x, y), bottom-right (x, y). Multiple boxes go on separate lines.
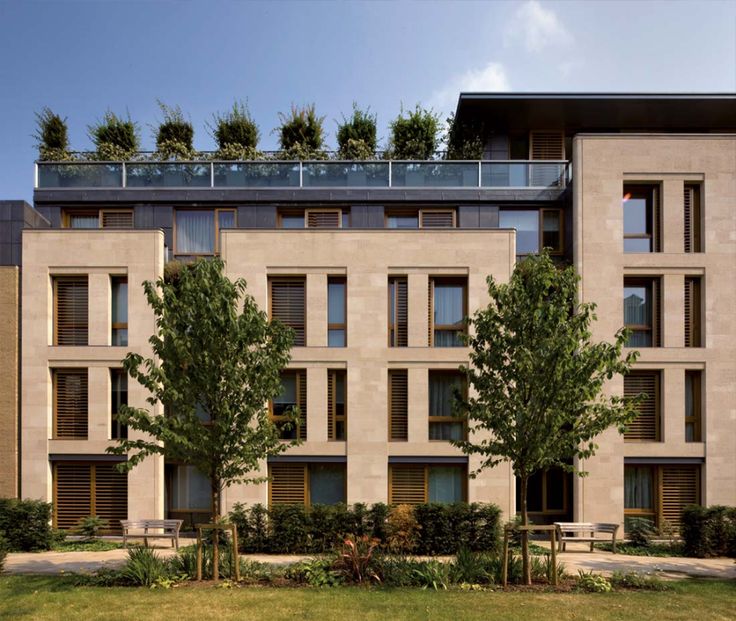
top-left (428, 279), bottom-right (434, 346)
top-left (389, 370), bottom-right (408, 441)
top-left (269, 463), bottom-right (307, 505)
top-left (684, 277), bottom-right (701, 347)
top-left (93, 463), bottom-right (128, 533)
top-left (420, 210), bottom-right (455, 228)
top-left (54, 369), bottom-right (88, 438)
top-left (684, 184), bottom-right (701, 253)
top-left (101, 210), bottom-right (134, 229)
top-left (624, 372), bottom-right (660, 441)
top-left (389, 465), bottom-right (426, 504)
top-left (660, 466), bottom-right (699, 531)
top-left (306, 209), bottom-right (341, 228)
top-left (389, 277), bottom-right (408, 347)
top-left (54, 463), bottom-right (91, 530)
top-left (54, 277), bottom-right (88, 346)
top-left (530, 131), bottom-right (564, 187)
top-left (297, 369), bottom-right (307, 441)
top-left (270, 278), bottom-right (306, 346)
top-left (327, 371), bottom-right (335, 441)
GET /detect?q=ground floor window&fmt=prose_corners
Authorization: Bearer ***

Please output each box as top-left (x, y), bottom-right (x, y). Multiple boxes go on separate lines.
top-left (515, 467), bottom-right (572, 524)
top-left (624, 464), bottom-right (700, 532)
top-left (388, 464), bottom-right (466, 504)
top-left (268, 462), bottom-right (346, 506)
top-left (53, 461), bottom-right (127, 533)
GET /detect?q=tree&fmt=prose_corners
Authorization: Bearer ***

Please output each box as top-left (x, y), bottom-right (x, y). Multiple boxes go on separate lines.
top-left (108, 258), bottom-right (296, 522)
top-left (453, 251), bottom-right (640, 584)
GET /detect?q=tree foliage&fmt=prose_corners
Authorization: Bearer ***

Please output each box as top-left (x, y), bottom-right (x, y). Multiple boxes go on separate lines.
top-left (444, 112), bottom-right (486, 160)
top-left (210, 100), bottom-right (260, 157)
top-left (108, 258), bottom-right (296, 518)
top-left (88, 110), bottom-right (140, 159)
top-left (388, 104), bottom-right (440, 159)
top-left (34, 107), bottom-right (70, 160)
top-left (454, 250), bottom-right (640, 582)
top-left (337, 104), bottom-right (377, 159)
top-left (277, 104), bottom-right (326, 158)
top-left (154, 101), bottom-right (194, 159)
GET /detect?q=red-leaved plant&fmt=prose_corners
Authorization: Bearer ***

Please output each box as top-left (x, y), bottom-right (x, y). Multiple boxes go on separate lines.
top-left (335, 535), bottom-right (381, 584)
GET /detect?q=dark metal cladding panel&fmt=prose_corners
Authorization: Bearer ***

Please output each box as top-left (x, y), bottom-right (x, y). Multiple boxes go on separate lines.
top-left (479, 205), bottom-right (500, 228)
top-left (134, 205), bottom-right (155, 228)
top-left (458, 205), bottom-right (480, 228)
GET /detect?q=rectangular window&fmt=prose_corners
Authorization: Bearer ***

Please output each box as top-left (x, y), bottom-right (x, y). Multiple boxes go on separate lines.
top-left (306, 208), bottom-right (342, 228)
top-left (54, 276), bottom-right (88, 346)
top-left (624, 464), bottom-right (699, 532)
top-left (328, 370), bottom-right (346, 441)
top-left (53, 369), bottom-right (88, 439)
top-left (623, 184), bottom-right (660, 253)
top-left (327, 277), bottom-right (346, 347)
top-left (499, 209), bottom-right (564, 256)
top-left (169, 465), bottom-right (212, 511)
top-left (111, 276), bottom-right (128, 346)
top-left (268, 462), bottom-right (346, 506)
top-left (175, 209), bottom-right (235, 254)
top-left (624, 371), bottom-right (661, 442)
top-left (386, 212), bottom-right (419, 229)
top-left (279, 210), bottom-right (305, 228)
top-left (388, 370), bottom-right (408, 441)
top-left (685, 371), bottom-right (702, 442)
top-left (269, 277), bottom-right (306, 346)
top-left (388, 277), bottom-right (408, 347)
top-left (389, 464), bottom-right (466, 504)
top-left (429, 277), bottom-right (467, 347)
top-left (684, 277), bottom-right (702, 348)
top-left (64, 209), bottom-right (134, 229)
top-left (541, 209), bottom-right (563, 253)
top-left (53, 462), bottom-right (127, 533)
top-left (517, 467), bottom-right (570, 517)
top-left (684, 183), bottom-right (702, 253)
top-left (428, 371), bottom-right (465, 441)
top-left (624, 277), bottom-right (661, 347)
top-left (111, 369), bottom-right (128, 440)
top-left (271, 370), bottom-right (307, 440)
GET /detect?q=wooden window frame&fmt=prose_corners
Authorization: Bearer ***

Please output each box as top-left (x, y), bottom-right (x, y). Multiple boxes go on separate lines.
top-left (327, 276), bottom-right (347, 347)
top-left (172, 208), bottom-right (235, 256)
top-left (418, 208), bottom-right (457, 229)
top-left (268, 462), bottom-right (347, 506)
top-left (523, 468), bottom-right (571, 517)
top-left (328, 369), bottom-right (347, 442)
top-left (623, 184), bottom-right (661, 253)
top-left (62, 209), bottom-right (134, 229)
top-left (385, 208), bottom-right (419, 229)
top-left (111, 276), bottom-right (128, 346)
top-left (388, 464), bottom-right (468, 505)
top-left (684, 183), bottom-right (702, 253)
top-left (684, 276), bottom-right (702, 348)
top-left (624, 277), bottom-right (661, 347)
top-left (268, 276), bottom-right (307, 347)
top-left (53, 368), bottom-right (88, 440)
top-left (429, 276), bottom-right (468, 347)
top-left (53, 276), bottom-right (89, 346)
top-left (624, 371), bottom-right (661, 442)
top-left (269, 369), bottom-right (307, 441)
top-left (110, 368), bottom-right (128, 440)
top-left (685, 370), bottom-right (702, 443)
top-left (305, 208), bottom-right (343, 228)
top-left (388, 370), bottom-right (408, 442)
top-left (388, 276), bottom-right (408, 347)
top-left (428, 370), bottom-right (467, 442)
top-left (540, 208), bottom-right (564, 255)
top-left (624, 465), bottom-right (658, 526)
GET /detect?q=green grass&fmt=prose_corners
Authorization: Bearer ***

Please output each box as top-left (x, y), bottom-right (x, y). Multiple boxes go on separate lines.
top-left (0, 576), bottom-right (733, 621)
top-left (50, 540), bottom-right (124, 552)
top-left (595, 542), bottom-right (685, 557)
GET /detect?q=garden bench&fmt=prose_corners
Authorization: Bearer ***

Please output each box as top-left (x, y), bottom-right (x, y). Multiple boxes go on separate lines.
top-left (120, 519), bottom-right (183, 549)
top-left (554, 522), bottom-right (619, 553)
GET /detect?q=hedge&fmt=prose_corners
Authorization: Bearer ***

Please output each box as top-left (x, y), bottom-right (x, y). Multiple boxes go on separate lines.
top-left (681, 505), bottom-right (736, 558)
top-left (228, 502), bottom-right (501, 555)
top-left (0, 498), bottom-right (54, 552)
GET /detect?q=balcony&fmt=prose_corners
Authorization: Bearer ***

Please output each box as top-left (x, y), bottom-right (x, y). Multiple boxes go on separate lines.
top-left (36, 160), bottom-right (570, 190)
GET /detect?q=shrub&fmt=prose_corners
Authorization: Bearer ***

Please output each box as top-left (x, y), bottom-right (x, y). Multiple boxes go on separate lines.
top-left (210, 101), bottom-right (259, 156)
top-left (268, 504), bottom-right (310, 553)
top-left (285, 558), bottom-right (343, 587)
top-left (444, 112), bottom-right (485, 160)
top-left (0, 498), bottom-right (53, 552)
top-left (76, 515), bottom-right (108, 540)
top-left (576, 570), bottom-right (612, 593)
top-left (388, 105), bottom-right (440, 160)
top-left (386, 504), bottom-right (420, 553)
top-left (154, 102), bottom-right (194, 160)
top-left (367, 502), bottom-right (390, 541)
top-left (627, 517), bottom-right (656, 548)
top-left (277, 104), bottom-right (325, 158)
top-left (0, 533), bottom-right (7, 572)
top-left (337, 104), bottom-right (377, 159)
top-left (168, 543), bottom-right (238, 580)
top-left (308, 504), bottom-right (351, 553)
top-left (34, 107), bottom-right (71, 160)
top-left (450, 547), bottom-right (492, 584)
top-left (120, 547), bottom-right (168, 587)
top-left (412, 559), bottom-right (450, 591)
top-left (682, 505), bottom-right (736, 558)
top-left (334, 535), bottom-right (381, 584)
top-left (610, 570), bottom-right (670, 591)
top-left (88, 110), bottom-right (139, 160)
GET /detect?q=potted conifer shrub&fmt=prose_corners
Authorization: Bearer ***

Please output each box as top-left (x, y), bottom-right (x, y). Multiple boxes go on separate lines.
top-left (209, 101), bottom-right (260, 186)
top-left (34, 108), bottom-right (72, 186)
top-left (88, 111), bottom-right (140, 186)
top-left (337, 104), bottom-right (377, 185)
top-left (389, 105), bottom-right (440, 186)
top-left (276, 104), bottom-right (326, 185)
top-left (153, 102), bottom-right (198, 186)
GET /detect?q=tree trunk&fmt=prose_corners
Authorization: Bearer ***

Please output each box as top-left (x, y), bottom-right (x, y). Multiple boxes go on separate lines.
top-left (211, 478), bottom-right (221, 581)
top-left (520, 474), bottom-right (531, 585)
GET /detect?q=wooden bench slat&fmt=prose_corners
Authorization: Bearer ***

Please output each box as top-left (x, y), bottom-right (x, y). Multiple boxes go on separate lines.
top-left (554, 521), bottom-right (619, 554)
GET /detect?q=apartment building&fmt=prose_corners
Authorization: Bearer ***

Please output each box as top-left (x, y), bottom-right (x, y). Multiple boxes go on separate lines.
top-left (4, 93), bottom-right (735, 533)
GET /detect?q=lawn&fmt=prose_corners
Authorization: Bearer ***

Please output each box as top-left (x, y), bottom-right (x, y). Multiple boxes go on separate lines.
top-left (0, 576), bottom-right (734, 621)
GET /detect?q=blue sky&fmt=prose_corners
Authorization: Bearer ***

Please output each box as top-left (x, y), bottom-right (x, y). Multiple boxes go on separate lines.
top-left (1, 0), bottom-right (734, 201)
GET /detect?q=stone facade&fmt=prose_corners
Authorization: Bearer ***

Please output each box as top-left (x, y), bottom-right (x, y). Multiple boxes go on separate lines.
top-left (0, 266), bottom-right (19, 497)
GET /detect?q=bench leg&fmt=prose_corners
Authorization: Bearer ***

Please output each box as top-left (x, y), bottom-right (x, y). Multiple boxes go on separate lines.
top-left (612, 537), bottom-right (617, 554)
top-left (123, 535), bottom-right (127, 549)
top-left (590, 541), bottom-right (594, 552)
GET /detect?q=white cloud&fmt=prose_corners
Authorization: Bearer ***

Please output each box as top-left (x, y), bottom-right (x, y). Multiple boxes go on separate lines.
top-left (504, 0), bottom-right (571, 53)
top-left (429, 61), bottom-right (510, 114)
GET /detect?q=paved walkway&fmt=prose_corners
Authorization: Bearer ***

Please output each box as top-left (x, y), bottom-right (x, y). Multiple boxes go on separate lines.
top-left (3, 541), bottom-right (734, 579)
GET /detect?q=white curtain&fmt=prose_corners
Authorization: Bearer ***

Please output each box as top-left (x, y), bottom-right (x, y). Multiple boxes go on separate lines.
top-left (428, 467), bottom-right (463, 503)
top-left (176, 211), bottom-right (214, 253)
top-left (172, 465), bottom-right (211, 510)
top-left (624, 466), bottom-right (653, 509)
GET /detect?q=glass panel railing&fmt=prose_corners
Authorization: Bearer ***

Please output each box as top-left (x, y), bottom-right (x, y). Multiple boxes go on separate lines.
top-left (481, 162), bottom-right (566, 188)
top-left (37, 162), bottom-right (123, 188)
top-left (125, 162), bottom-right (210, 187)
top-left (391, 162), bottom-right (479, 188)
top-left (302, 161), bottom-right (390, 187)
top-left (213, 162), bottom-right (300, 187)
